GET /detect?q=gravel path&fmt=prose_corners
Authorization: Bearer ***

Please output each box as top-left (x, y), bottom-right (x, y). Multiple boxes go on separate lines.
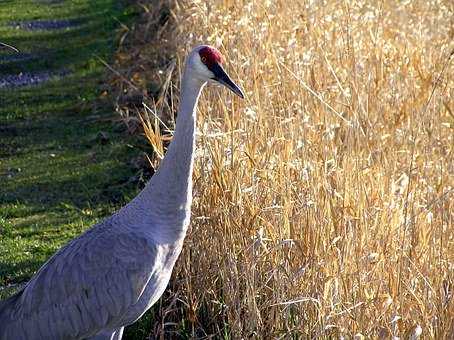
top-left (0, 52), bottom-right (41, 63)
top-left (1, 16), bottom-right (78, 88)
top-left (0, 70), bottom-right (69, 88)
top-left (1, 6), bottom-right (86, 89)
top-left (9, 18), bottom-right (82, 31)
top-left (34, 0), bottom-right (66, 4)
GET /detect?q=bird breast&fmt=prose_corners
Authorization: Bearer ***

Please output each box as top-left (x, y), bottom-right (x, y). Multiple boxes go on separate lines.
top-left (116, 241), bottom-right (184, 327)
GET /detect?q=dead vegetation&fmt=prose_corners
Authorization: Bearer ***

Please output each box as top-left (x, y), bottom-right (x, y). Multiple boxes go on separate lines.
top-left (112, 0), bottom-right (453, 338)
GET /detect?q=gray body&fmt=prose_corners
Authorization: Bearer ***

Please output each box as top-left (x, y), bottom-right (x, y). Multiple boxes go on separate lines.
top-left (0, 46), bottom-right (211, 340)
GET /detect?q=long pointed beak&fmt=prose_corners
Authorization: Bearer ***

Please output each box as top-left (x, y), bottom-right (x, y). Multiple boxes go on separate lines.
top-left (211, 63), bottom-right (245, 99)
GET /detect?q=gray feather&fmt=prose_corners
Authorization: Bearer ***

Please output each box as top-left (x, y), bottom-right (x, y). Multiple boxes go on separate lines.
top-left (0, 45), bottom-right (232, 339)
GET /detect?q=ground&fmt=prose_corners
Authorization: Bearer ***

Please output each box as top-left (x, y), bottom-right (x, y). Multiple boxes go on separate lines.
top-left (0, 0), bottom-right (153, 338)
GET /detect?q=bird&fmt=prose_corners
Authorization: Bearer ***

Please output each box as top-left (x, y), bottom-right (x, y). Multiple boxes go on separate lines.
top-left (0, 45), bottom-right (244, 340)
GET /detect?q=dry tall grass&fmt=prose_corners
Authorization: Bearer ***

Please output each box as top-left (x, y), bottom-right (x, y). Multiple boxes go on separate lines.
top-left (116, 0), bottom-right (453, 338)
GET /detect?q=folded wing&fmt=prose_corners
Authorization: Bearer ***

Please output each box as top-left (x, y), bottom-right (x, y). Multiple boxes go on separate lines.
top-left (0, 217), bottom-right (158, 340)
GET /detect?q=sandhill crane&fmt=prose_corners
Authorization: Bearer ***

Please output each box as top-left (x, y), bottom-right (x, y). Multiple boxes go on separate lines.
top-left (0, 45), bottom-right (244, 340)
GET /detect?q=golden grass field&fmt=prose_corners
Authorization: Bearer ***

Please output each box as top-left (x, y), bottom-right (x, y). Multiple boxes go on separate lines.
top-left (115, 0), bottom-right (453, 337)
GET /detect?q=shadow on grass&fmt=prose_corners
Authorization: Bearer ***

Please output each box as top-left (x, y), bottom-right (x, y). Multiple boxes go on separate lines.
top-left (0, 1), bottom-right (122, 69)
top-left (0, 259), bottom-right (45, 286)
top-left (0, 0), bottom-right (141, 285)
top-left (1, 161), bottom-right (136, 210)
top-left (0, 1), bottom-right (158, 338)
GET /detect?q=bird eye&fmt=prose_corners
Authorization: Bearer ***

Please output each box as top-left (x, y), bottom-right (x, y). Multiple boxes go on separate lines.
top-left (201, 56), bottom-right (207, 63)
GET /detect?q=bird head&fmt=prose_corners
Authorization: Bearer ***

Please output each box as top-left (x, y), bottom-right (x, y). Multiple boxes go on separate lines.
top-left (187, 45), bottom-right (244, 99)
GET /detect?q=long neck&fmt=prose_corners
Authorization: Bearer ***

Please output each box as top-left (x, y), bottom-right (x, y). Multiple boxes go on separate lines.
top-left (135, 69), bottom-right (205, 231)
top-left (150, 70), bottom-right (204, 195)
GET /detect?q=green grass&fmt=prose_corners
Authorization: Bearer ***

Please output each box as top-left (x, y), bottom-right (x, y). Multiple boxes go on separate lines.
top-left (0, 0), bottom-right (154, 338)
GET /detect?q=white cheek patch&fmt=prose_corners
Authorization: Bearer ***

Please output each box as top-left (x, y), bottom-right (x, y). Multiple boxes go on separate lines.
top-left (193, 53), bottom-right (214, 79)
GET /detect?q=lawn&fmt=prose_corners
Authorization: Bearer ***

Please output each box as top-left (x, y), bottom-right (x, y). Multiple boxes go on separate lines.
top-left (0, 0), bottom-right (153, 338)
top-left (1, 0), bottom-right (452, 338)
